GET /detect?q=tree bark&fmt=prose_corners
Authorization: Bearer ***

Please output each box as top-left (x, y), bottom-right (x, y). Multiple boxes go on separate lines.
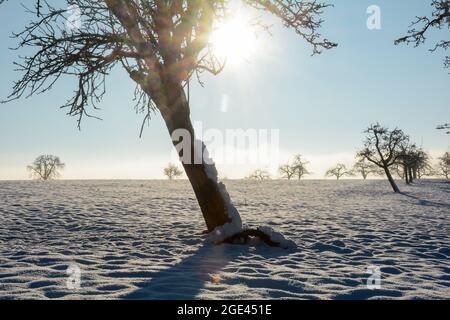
top-left (408, 167), bottom-right (413, 183)
top-left (159, 81), bottom-right (237, 233)
top-left (384, 165), bottom-right (400, 193)
top-left (404, 164), bottom-right (410, 184)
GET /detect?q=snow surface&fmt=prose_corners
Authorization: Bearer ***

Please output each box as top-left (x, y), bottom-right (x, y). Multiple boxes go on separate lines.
top-left (0, 179), bottom-right (449, 300)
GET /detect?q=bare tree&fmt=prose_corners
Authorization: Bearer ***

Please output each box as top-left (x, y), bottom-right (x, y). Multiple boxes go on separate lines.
top-left (392, 144), bottom-right (434, 184)
top-left (247, 169), bottom-right (271, 181)
top-left (163, 163), bottom-right (183, 180)
top-left (358, 123), bottom-right (409, 193)
top-left (397, 145), bottom-right (433, 183)
top-left (410, 147), bottom-right (432, 179)
top-left (395, 0), bottom-right (450, 69)
top-left (325, 163), bottom-right (352, 180)
top-left (279, 154), bottom-right (310, 180)
top-left (278, 164), bottom-right (296, 180)
top-left (291, 154), bottom-right (310, 180)
top-left (437, 123), bottom-right (450, 134)
top-left (436, 151), bottom-right (450, 178)
top-left (397, 143), bottom-right (418, 184)
top-left (27, 155), bottom-right (65, 180)
top-left (352, 156), bottom-right (382, 180)
top-left (1, 0), bottom-right (336, 246)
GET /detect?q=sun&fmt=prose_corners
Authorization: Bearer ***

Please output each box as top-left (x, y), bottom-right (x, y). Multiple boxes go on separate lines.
top-left (210, 15), bottom-right (257, 64)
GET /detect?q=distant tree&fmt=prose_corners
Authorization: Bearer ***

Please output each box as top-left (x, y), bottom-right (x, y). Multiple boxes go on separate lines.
top-left (397, 143), bottom-right (417, 184)
top-left (411, 148), bottom-right (433, 179)
top-left (358, 123), bottom-right (409, 193)
top-left (278, 164), bottom-right (296, 180)
top-left (279, 154), bottom-right (310, 180)
top-left (291, 154), bottom-right (310, 180)
top-left (352, 156), bottom-right (382, 180)
top-left (397, 145), bottom-right (433, 183)
top-left (436, 152), bottom-right (450, 179)
top-left (325, 163), bottom-right (352, 180)
top-left (395, 0), bottom-right (450, 69)
top-left (247, 169), bottom-right (271, 181)
top-left (1, 0), bottom-right (336, 245)
top-left (163, 163), bottom-right (183, 180)
top-left (437, 123), bottom-right (450, 134)
top-left (27, 155), bottom-right (65, 181)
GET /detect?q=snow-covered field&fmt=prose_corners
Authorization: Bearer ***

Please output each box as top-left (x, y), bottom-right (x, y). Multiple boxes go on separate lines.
top-left (0, 179), bottom-right (449, 300)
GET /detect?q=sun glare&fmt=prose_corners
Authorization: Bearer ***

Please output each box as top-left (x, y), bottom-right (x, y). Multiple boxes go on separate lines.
top-left (211, 15), bottom-right (257, 64)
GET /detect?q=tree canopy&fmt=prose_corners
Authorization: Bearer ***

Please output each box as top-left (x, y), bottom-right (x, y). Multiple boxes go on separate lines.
top-left (396, 0), bottom-right (450, 69)
top-left (27, 155), bottom-right (65, 180)
top-left (2, 0), bottom-right (336, 129)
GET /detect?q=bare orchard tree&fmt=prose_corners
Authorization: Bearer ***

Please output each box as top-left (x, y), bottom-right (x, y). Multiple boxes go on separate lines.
top-left (393, 153), bottom-right (432, 181)
top-left (325, 163), bottom-right (352, 180)
top-left (436, 152), bottom-right (450, 179)
top-left (410, 148), bottom-right (432, 179)
top-left (291, 154), bottom-right (310, 180)
top-left (398, 145), bottom-right (432, 183)
top-left (163, 163), bottom-right (183, 180)
top-left (27, 155), bottom-right (65, 180)
top-left (395, 0), bottom-right (450, 69)
top-left (352, 156), bottom-right (382, 180)
top-left (278, 164), bottom-right (296, 180)
top-left (358, 124), bottom-right (409, 193)
top-left (397, 143), bottom-right (418, 184)
top-left (279, 154), bottom-right (310, 180)
top-left (2, 0), bottom-right (336, 246)
top-left (247, 169), bottom-right (271, 181)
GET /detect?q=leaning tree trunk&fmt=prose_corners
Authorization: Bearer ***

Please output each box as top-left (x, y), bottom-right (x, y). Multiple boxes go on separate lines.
top-left (160, 81), bottom-right (236, 233)
top-left (384, 165), bottom-right (400, 193)
top-left (145, 75), bottom-right (286, 247)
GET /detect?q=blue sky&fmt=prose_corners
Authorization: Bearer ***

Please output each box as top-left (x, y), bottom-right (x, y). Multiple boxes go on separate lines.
top-left (0, 0), bottom-right (449, 179)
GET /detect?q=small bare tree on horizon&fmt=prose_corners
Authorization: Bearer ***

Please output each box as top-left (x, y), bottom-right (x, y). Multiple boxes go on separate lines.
top-left (27, 155), bottom-right (65, 181)
top-left (278, 164), bottom-right (296, 180)
top-left (436, 152), bottom-right (450, 179)
top-left (279, 154), bottom-right (310, 180)
top-left (247, 169), bottom-right (271, 181)
top-left (163, 163), bottom-right (183, 180)
top-left (397, 145), bottom-right (431, 184)
top-left (352, 156), bottom-right (382, 180)
top-left (291, 154), bottom-right (310, 180)
top-left (325, 163), bottom-right (352, 180)
top-left (412, 148), bottom-right (433, 179)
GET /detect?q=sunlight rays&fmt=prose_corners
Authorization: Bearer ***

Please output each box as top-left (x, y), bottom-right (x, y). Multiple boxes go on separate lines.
top-left (210, 14), bottom-right (258, 64)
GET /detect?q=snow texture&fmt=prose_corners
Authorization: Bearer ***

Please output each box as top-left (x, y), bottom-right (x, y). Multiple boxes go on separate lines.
top-left (0, 179), bottom-right (449, 299)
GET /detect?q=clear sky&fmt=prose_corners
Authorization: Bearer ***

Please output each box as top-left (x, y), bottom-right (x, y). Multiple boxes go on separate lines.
top-left (0, 0), bottom-right (449, 180)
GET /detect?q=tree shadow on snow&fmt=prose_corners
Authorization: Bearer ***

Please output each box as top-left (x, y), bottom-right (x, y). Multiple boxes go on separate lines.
top-left (400, 192), bottom-right (450, 210)
top-left (122, 243), bottom-right (290, 299)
